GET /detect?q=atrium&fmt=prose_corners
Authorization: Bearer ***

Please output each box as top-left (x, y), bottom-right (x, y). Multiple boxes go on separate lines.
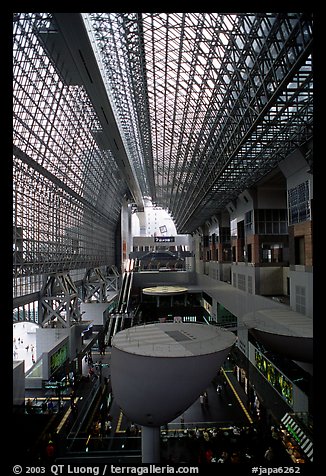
top-left (12, 12), bottom-right (313, 469)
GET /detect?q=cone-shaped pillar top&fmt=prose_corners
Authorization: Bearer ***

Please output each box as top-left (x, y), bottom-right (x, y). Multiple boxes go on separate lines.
top-left (112, 322), bottom-right (236, 357)
top-left (111, 323), bottom-right (236, 426)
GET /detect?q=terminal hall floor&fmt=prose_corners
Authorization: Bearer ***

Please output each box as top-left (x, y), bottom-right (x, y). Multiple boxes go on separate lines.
top-left (13, 345), bottom-right (294, 466)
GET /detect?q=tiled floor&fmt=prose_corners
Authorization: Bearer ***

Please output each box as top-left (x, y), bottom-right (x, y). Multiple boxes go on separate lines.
top-left (13, 321), bottom-right (38, 372)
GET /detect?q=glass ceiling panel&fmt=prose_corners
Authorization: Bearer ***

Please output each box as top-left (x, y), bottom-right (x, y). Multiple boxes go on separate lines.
top-left (13, 13), bottom-right (125, 293)
top-left (16, 12), bottom-right (313, 239)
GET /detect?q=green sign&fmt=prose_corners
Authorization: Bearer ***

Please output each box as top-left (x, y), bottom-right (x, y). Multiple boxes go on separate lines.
top-left (255, 349), bottom-right (293, 405)
top-left (50, 342), bottom-right (68, 375)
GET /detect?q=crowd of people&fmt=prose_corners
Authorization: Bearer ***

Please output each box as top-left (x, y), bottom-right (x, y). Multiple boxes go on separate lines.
top-left (161, 422), bottom-right (291, 464)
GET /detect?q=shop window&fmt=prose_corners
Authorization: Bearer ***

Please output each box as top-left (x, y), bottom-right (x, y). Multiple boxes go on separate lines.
top-left (272, 244), bottom-right (283, 263)
top-left (262, 248), bottom-right (272, 263)
top-left (261, 243), bottom-right (283, 263)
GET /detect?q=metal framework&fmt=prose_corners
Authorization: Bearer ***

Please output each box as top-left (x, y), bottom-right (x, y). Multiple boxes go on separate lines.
top-left (89, 12), bottom-right (313, 232)
top-left (13, 13), bottom-right (126, 298)
top-left (83, 267), bottom-right (108, 302)
top-left (40, 273), bottom-right (80, 327)
top-left (13, 12), bottom-right (313, 302)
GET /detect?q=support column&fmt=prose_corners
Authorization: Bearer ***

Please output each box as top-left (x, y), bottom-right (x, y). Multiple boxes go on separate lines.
top-left (141, 426), bottom-right (161, 463)
top-left (40, 272), bottom-right (81, 327)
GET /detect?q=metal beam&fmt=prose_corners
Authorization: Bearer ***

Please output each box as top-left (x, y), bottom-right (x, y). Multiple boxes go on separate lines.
top-left (52, 13), bottom-right (144, 211)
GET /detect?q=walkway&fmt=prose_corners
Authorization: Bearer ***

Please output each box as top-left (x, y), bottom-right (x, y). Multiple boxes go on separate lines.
top-left (13, 321), bottom-right (37, 372)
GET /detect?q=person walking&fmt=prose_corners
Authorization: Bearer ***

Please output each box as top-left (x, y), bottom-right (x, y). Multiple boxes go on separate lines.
top-left (204, 391), bottom-right (209, 407)
top-left (264, 446), bottom-right (274, 462)
top-left (45, 440), bottom-right (55, 461)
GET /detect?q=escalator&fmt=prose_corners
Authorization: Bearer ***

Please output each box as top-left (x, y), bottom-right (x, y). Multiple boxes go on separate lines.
top-left (116, 272), bottom-right (127, 314)
top-left (117, 272), bottom-right (133, 314)
top-left (116, 259), bottom-right (135, 314)
top-left (106, 259), bottom-right (136, 343)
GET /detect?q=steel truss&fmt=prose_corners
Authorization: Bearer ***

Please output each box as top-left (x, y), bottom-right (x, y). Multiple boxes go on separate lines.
top-left (83, 268), bottom-right (109, 302)
top-left (40, 273), bottom-right (81, 327)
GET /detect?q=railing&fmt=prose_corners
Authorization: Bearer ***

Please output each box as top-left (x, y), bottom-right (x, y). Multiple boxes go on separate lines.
top-left (113, 321), bottom-right (235, 355)
top-left (64, 435), bottom-right (142, 457)
top-left (161, 421), bottom-right (250, 438)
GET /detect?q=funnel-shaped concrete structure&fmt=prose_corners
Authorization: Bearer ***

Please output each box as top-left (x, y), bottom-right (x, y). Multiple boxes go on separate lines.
top-left (242, 309), bottom-right (313, 363)
top-left (111, 322), bottom-right (236, 461)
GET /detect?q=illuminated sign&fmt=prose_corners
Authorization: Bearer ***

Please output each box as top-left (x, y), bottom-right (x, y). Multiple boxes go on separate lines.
top-left (154, 236), bottom-right (175, 243)
top-left (50, 342), bottom-right (68, 375)
top-left (203, 300), bottom-right (212, 315)
top-left (255, 349), bottom-right (293, 405)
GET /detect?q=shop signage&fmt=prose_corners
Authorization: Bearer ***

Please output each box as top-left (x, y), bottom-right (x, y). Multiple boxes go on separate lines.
top-left (154, 236), bottom-right (175, 243)
top-left (50, 341), bottom-right (69, 375)
top-left (255, 349), bottom-right (293, 405)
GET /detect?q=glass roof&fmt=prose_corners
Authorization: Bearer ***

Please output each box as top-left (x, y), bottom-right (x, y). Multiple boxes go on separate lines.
top-left (12, 12), bottom-right (313, 294)
top-left (88, 12), bottom-right (313, 233)
top-left (13, 13), bottom-right (124, 292)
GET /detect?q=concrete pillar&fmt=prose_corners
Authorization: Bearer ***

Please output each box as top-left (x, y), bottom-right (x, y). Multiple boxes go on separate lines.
top-left (137, 211), bottom-right (147, 236)
top-left (141, 426), bottom-right (161, 463)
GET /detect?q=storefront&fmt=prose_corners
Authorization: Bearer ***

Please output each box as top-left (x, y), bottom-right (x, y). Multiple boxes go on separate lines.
top-left (280, 413), bottom-right (313, 463)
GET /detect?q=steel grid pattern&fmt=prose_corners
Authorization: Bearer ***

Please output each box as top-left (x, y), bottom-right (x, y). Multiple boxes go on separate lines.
top-left (13, 12), bottom-right (313, 298)
top-left (88, 13), bottom-right (153, 198)
top-left (89, 12), bottom-right (313, 232)
top-left (13, 13), bottom-right (125, 297)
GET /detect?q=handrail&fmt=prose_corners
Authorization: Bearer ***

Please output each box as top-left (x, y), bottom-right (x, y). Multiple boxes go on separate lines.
top-left (113, 321), bottom-right (235, 355)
